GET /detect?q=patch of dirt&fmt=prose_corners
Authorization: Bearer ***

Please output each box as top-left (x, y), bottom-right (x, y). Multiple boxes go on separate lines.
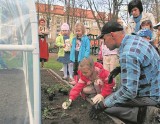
top-left (41, 69), bottom-right (115, 124)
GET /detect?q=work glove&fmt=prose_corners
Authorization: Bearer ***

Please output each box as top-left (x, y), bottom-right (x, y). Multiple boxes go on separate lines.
top-left (62, 99), bottom-right (72, 109)
top-left (89, 101), bottom-right (106, 120)
top-left (108, 66), bottom-right (121, 84)
top-left (91, 94), bottom-right (104, 104)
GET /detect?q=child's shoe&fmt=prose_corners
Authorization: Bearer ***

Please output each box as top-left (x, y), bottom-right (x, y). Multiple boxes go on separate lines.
top-left (62, 76), bottom-right (67, 80)
top-left (69, 80), bottom-right (77, 85)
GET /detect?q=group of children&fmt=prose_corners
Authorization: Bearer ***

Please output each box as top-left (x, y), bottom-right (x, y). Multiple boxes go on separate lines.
top-left (54, 22), bottom-right (116, 109)
top-left (56, 22), bottom-right (90, 84)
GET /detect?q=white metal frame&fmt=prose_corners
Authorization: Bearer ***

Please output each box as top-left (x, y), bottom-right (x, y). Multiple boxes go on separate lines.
top-left (0, 0), bottom-right (41, 124)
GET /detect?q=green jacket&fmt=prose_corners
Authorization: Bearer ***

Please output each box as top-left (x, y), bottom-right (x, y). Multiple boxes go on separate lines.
top-left (56, 33), bottom-right (74, 57)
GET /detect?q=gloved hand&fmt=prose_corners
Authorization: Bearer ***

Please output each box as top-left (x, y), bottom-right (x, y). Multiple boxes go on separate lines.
top-left (91, 94), bottom-right (104, 104)
top-left (89, 101), bottom-right (106, 120)
top-left (62, 99), bottom-right (72, 109)
top-left (108, 66), bottom-right (121, 84)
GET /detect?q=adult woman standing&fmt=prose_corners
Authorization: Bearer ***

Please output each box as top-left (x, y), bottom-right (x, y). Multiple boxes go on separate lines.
top-left (38, 18), bottom-right (49, 68)
top-left (127, 0), bottom-right (156, 34)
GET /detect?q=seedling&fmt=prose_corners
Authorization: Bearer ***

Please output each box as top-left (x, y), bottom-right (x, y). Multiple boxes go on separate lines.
top-left (46, 86), bottom-right (56, 101)
top-left (59, 85), bottom-right (71, 95)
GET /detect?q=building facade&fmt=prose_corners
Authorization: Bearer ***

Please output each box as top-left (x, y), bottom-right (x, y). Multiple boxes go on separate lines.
top-left (36, 3), bottom-right (106, 45)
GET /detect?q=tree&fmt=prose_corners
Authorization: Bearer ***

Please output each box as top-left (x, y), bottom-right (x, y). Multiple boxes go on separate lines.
top-left (142, 0), bottom-right (160, 22)
top-left (86, 0), bottom-right (124, 30)
top-left (36, 0), bottom-right (54, 28)
top-left (154, 0), bottom-right (160, 22)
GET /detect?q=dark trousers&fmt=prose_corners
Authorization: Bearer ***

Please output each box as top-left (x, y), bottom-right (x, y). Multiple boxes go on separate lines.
top-left (104, 97), bottom-right (158, 123)
top-left (73, 60), bottom-right (79, 75)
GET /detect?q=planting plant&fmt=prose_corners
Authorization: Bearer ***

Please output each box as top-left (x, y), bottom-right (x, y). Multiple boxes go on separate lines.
top-left (46, 86), bottom-right (56, 101)
top-left (41, 83), bottom-right (49, 94)
top-left (58, 84), bottom-right (71, 95)
top-left (42, 107), bottom-right (51, 119)
top-left (41, 54), bottom-right (115, 124)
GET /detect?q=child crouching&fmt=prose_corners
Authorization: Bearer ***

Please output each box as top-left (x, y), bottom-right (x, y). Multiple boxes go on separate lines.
top-left (62, 57), bottom-right (115, 109)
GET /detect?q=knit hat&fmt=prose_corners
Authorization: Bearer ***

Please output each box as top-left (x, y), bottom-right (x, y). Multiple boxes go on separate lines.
top-left (137, 28), bottom-right (152, 39)
top-left (61, 23), bottom-right (70, 31)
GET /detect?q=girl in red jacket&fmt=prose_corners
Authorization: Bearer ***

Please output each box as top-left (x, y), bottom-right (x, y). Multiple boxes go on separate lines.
top-left (62, 57), bottom-right (115, 109)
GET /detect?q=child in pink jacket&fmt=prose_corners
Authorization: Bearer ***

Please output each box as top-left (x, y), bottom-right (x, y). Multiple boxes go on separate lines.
top-left (62, 57), bottom-right (115, 109)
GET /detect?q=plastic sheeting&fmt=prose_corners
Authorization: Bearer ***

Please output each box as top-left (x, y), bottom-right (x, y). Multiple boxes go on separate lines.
top-left (0, 0), bottom-right (40, 124)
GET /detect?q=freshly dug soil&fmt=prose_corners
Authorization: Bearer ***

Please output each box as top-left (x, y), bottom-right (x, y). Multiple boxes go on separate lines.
top-left (41, 69), bottom-right (115, 124)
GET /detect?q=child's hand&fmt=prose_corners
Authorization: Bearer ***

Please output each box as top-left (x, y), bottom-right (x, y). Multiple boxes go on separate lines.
top-left (63, 44), bottom-right (66, 48)
top-left (96, 79), bottom-right (103, 85)
top-left (87, 81), bottom-right (92, 85)
top-left (91, 94), bottom-right (104, 104)
top-left (62, 99), bottom-right (72, 109)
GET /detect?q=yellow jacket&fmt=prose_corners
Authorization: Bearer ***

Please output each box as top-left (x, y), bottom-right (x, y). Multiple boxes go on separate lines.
top-left (55, 33), bottom-right (75, 57)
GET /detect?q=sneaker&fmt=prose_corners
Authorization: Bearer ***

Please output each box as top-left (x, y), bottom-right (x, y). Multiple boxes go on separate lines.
top-left (69, 80), bottom-right (77, 85)
top-left (60, 68), bottom-right (63, 72)
top-left (69, 78), bottom-right (74, 82)
top-left (62, 77), bottom-right (67, 80)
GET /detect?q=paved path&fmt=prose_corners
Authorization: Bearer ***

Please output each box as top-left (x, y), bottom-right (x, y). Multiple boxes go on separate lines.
top-left (0, 69), bottom-right (29, 124)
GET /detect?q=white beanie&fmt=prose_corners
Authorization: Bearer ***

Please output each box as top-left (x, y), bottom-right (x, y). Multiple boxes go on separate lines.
top-left (61, 23), bottom-right (70, 30)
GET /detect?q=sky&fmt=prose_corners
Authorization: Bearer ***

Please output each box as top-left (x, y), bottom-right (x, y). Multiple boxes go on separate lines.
top-left (35, 0), bottom-right (130, 21)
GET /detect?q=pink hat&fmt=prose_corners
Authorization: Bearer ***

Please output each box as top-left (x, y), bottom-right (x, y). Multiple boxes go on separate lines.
top-left (61, 23), bottom-right (70, 30)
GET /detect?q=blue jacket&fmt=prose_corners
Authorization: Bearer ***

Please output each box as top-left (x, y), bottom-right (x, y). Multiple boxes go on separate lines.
top-left (70, 35), bottom-right (90, 62)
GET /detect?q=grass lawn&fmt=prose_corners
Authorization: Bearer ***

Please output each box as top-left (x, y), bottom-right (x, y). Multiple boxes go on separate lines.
top-left (44, 57), bottom-right (63, 71)
top-left (43, 53), bottom-right (97, 71)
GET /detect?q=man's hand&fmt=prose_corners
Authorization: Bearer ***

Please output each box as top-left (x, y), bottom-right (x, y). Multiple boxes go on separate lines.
top-left (91, 94), bottom-right (104, 104)
top-left (62, 99), bottom-right (72, 109)
top-left (89, 101), bottom-right (106, 120)
top-left (108, 66), bottom-right (121, 83)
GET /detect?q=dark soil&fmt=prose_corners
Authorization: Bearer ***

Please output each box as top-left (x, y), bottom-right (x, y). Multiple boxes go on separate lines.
top-left (41, 69), bottom-right (115, 124)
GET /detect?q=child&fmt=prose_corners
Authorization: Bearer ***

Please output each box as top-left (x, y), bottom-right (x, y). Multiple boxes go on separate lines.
top-left (38, 18), bottom-right (49, 68)
top-left (69, 22), bottom-right (90, 85)
top-left (137, 28), bottom-right (160, 55)
top-left (56, 23), bottom-right (74, 80)
top-left (140, 20), bottom-right (156, 40)
top-left (62, 57), bottom-right (115, 109)
top-left (137, 28), bottom-right (153, 41)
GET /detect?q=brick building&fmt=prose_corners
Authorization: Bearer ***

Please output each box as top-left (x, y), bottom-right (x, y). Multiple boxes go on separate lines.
top-left (36, 3), bottom-right (108, 45)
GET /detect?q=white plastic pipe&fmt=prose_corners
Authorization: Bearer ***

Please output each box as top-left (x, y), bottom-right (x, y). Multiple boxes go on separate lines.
top-left (29, 0), bottom-right (41, 124)
top-left (0, 45), bottom-right (34, 51)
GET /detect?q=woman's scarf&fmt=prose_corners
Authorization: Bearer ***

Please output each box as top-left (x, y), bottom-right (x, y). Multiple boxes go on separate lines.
top-left (133, 14), bottom-right (142, 33)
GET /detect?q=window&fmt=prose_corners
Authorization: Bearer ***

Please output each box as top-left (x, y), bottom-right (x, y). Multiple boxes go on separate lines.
top-left (48, 33), bottom-right (51, 38)
top-left (93, 21), bottom-right (97, 27)
top-left (56, 17), bottom-right (61, 25)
